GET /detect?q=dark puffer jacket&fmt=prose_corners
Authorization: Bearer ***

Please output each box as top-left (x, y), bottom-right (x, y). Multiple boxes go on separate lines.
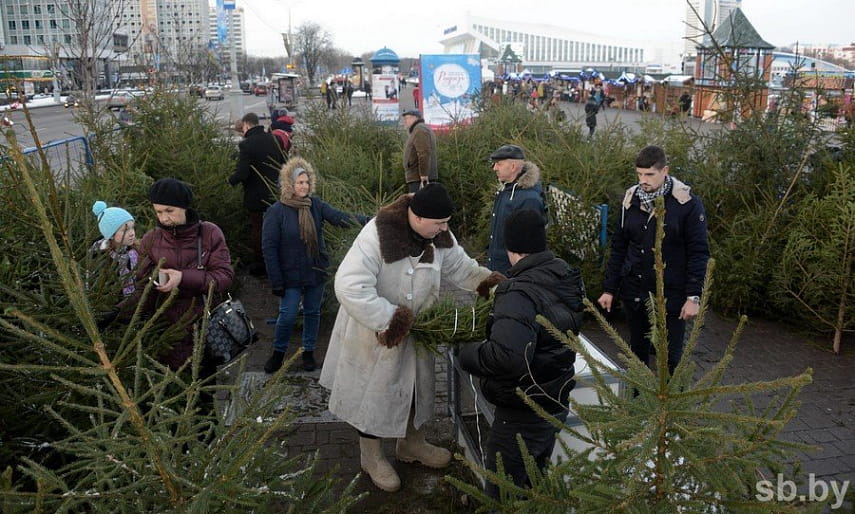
top-left (458, 251), bottom-right (583, 422)
top-left (135, 209), bottom-right (234, 369)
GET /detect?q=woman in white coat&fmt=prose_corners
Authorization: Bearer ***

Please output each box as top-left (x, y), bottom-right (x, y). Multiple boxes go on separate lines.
top-left (319, 184), bottom-right (504, 492)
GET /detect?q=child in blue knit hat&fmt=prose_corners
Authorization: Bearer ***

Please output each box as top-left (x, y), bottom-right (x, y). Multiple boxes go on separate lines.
top-left (91, 200), bottom-right (138, 297)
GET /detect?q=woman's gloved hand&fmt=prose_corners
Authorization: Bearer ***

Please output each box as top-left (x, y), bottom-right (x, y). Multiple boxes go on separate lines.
top-left (376, 305), bottom-right (415, 348)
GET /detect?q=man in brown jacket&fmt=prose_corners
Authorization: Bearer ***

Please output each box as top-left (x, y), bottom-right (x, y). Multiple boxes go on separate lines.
top-left (402, 109), bottom-right (438, 193)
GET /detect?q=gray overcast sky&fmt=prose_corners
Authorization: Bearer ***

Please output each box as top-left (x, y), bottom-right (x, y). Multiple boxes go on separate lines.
top-left (238, 0), bottom-right (853, 59)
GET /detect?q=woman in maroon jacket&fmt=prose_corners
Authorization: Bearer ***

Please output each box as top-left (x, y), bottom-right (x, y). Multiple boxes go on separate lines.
top-left (136, 178), bottom-right (235, 371)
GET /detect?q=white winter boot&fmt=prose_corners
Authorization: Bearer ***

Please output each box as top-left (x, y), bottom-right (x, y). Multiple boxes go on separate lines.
top-left (359, 436), bottom-right (401, 492)
top-left (395, 415), bottom-right (452, 469)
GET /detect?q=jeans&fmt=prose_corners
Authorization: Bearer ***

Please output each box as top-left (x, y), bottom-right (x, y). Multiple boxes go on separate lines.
top-left (273, 283), bottom-right (324, 352)
top-left (484, 416), bottom-right (559, 500)
top-left (624, 299), bottom-right (686, 374)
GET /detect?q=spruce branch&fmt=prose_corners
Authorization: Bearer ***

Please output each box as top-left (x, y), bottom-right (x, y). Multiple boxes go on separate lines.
top-left (6, 140), bottom-right (182, 504)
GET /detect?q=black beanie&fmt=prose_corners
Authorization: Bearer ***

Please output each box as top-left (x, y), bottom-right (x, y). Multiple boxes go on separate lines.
top-left (148, 178), bottom-right (193, 209)
top-left (410, 183), bottom-right (453, 219)
top-left (504, 209), bottom-right (546, 254)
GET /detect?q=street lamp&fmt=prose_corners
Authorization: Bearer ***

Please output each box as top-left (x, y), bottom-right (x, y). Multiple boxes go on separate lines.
top-left (279, 1), bottom-right (302, 70)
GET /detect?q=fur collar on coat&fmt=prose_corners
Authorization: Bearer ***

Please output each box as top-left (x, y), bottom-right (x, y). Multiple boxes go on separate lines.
top-left (278, 157), bottom-right (316, 202)
top-left (375, 194), bottom-right (453, 264)
top-left (508, 161), bottom-right (541, 189)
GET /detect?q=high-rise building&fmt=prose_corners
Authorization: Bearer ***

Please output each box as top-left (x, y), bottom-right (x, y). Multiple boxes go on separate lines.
top-left (0, 0), bottom-right (213, 88)
top-left (117, 0), bottom-right (211, 70)
top-left (684, 0), bottom-right (742, 58)
top-left (208, 6), bottom-right (246, 57)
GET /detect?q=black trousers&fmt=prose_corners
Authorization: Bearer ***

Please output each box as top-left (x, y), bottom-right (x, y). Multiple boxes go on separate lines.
top-left (484, 415), bottom-right (559, 500)
top-left (624, 299), bottom-right (686, 374)
top-left (248, 211), bottom-right (264, 263)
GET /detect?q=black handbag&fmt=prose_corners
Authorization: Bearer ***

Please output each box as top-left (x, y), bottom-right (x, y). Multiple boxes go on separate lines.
top-left (205, 294), bottom-right (255, 362)
top-left (197, 227), bottom-right (256, 363)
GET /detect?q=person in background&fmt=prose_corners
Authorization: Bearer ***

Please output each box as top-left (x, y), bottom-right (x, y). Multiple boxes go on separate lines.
top-left (486, 144), bottom-right (545, 274)
top-left (344, 80), bottom-right (355, 107)
top-left (597, 145), bottom-right (710, 375)
top-left (585, 92), bottom-right (600, 138)
top-left (269, 109), bottom-right (295, 158)
top-left (136, 178), bottom-right (235, 371)
top-left (458, 208), bottom-right (583, 500)
top-left (262, 158), bottom-right (369, 373)
top-left (91, 200), bottom-right (138, 298)
top-left (320, 183), bottom-right (504, 492)
top-left (402, 109), bottom-right (438, 193)
top-left (412, 86), bottom-right (421, 109)
top-left (229, 112), bottom-right (286, 276)
top-left (320, 80), bottom-right (330, 109)
top-left (679, 91), bottom-right (692, 116)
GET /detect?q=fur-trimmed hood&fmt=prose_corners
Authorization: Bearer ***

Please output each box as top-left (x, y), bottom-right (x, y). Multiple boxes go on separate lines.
top-left (278, 157), bottom-right (316, 202)
top-left (374, 194), bottom-right (453, 264)
top-left (622, 176), bottom-right (693, 210)
top-left (507, 161), bottom-right (541, 189)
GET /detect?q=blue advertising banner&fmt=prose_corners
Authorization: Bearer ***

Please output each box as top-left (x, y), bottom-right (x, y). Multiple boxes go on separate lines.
top-left (223, 0), bottom-right (236, 9)
top-left (419, 54), bottom-right (481, 129)
top-left (216, 0), bottom-right (228, 43)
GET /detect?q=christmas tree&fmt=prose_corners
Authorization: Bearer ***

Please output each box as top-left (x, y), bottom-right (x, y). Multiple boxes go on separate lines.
top-left (448, 197), bottom-right (815, 512)
top-left (0, 132), bottom-right (362, 512)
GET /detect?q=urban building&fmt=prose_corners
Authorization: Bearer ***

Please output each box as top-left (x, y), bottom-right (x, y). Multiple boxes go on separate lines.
top-left (0, 0), bottom-right (124, 90)
top-left (438, 14), bottom-right (682, 75)
top-left (208, 5), bottom-right (245, 58)
top-left (0, 0), bottom-right (212, 89)
top-left (683, 0), bottom-right (742, 75)
top-left (117, 0), bottom-right (211, 72)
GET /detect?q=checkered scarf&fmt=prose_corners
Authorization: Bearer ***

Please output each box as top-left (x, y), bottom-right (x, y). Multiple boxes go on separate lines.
top-left (636, 175), bottom-right (673, 212)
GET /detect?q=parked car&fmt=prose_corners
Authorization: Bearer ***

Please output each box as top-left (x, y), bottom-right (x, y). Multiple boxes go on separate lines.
top-left (106, 90), bottom-right (136, 110)
top-left (253, 84), bottom-right (268, 96)
top-left (204, 86), bottom-right (224, 101)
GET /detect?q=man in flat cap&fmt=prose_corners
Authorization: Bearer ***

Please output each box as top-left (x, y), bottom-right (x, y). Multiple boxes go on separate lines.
top-left (320, 183), bottom-right (505, 493)
top-left (486, 144), bottom-right (546, 274)
top-left (402, 109), bottom-right (438, 193)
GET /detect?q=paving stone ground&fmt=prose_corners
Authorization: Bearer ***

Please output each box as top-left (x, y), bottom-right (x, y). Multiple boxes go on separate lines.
top-left (230, 272), bottom-right (853, 511)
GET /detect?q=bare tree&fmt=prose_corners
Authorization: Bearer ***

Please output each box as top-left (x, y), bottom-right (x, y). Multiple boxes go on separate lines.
top-left (293, 22), bottom-right (333, 85)
top-left (56, 0), bottom-right (129, 98)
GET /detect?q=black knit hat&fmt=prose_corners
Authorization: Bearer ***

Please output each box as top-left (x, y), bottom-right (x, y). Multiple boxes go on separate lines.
top-left (410, 183), bottom-right (453, 219)
top-left (148, 178), bottom-right (193, 209)
top-left (504, 209), bottom-right (546, 254)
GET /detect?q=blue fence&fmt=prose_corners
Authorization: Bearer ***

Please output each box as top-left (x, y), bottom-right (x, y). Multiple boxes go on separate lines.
top-left (1, 135), bottom-right (96, 184)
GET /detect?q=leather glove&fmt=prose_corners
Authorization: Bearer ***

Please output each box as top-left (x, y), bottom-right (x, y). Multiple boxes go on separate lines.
top-left (376, 305), bottom-right (415, 348)
top-left (476, 271), bottom-right (507, 298)
top-left (272, 287), bottom-right (285, 297)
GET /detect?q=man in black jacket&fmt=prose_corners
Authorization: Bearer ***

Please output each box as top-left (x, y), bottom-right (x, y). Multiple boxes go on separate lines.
top-left (597, 145), bottom-right (709, 374)
top-left (229, 112), bottom-right (286, 275)
top-left (458, 209), bottom-right (584, 500)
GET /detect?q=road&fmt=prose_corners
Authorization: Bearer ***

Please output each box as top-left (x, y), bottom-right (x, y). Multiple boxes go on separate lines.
top-left (1, 90), bottom-right (270, 150)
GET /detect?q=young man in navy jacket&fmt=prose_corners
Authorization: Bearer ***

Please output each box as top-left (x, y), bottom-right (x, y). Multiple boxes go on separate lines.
top-left (597, 145), bottom-right (710, 374)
